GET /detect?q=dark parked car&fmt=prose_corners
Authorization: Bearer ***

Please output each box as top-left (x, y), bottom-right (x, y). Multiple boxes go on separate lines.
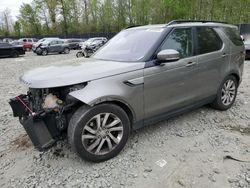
top-left (64, 38), bottom-right (85, 50)
top-left (0, 42), bottom-right (25, 58)
top-left (34, 39), bottom-right (70, 56)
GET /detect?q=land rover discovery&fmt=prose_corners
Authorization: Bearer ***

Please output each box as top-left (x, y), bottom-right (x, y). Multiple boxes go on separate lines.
top-left (9, 20), bottom-right (245, 162)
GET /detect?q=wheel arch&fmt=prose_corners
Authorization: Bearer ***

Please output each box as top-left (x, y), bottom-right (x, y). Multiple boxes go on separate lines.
top-left (226, 71), bottom-right (240, 85)
top-left (99, 100), bottom-right (135, 127)
top-left (71, 95), bottom-right (136, 127)
top-left (91, 97), bottom-right (135, 126)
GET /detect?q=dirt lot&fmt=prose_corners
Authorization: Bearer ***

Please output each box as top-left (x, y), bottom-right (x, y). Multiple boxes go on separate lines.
top-left (0, 52), bottom-right (250, 188)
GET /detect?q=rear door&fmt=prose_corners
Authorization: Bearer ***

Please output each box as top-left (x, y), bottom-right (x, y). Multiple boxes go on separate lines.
top-left (194, 27), bottom-right (230, 100)
top-left (57, 40), bottom-right (64, 52)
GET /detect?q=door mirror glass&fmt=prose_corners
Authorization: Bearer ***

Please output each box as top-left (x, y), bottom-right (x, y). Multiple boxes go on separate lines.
top-left (157, 49), bottom-right (180, 63)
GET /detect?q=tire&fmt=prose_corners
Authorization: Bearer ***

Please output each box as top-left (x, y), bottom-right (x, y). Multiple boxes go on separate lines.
top-left (64, 48), bottom-right (70, 54)
top-left (76, 51), bottom-right (83, 58)
top-left (11, 51), bottom-right (19, 58)
top-left (42, 49), bottom-right (48, 56)
top-left (211, 75), bottom-right (238, 111)
top-left (68, 104), bottom-right (130, 162)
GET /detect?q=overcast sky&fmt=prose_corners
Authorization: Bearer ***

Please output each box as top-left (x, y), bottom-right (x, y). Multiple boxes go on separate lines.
top-left (0, 0), bottom-right (33, 20)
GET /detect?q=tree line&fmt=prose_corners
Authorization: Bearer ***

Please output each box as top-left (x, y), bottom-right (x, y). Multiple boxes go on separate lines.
top-left (1, 0), bottom-right (250, 37)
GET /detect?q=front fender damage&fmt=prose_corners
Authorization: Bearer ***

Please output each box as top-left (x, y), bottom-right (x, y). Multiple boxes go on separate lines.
top-left (9, 93), bottom-right (75, 151)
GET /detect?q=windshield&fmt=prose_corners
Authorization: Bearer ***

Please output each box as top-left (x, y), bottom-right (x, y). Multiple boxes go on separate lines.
top-left (38, 39), bottom-right (46, 43)
top-left (93, 28), bottom-right (164, 62)
top-left (85, 38), bottom-right (96, 44)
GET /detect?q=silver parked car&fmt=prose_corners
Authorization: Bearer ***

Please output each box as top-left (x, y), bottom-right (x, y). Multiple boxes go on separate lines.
top-left (9, 20), bottom-right (245, 162)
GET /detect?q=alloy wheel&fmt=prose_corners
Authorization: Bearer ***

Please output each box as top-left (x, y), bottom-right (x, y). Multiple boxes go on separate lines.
top-left (81, 113), bottom-right (123, 155)
top-left (221, 79), bottom-right (236, 106)
top-left (42, 50), bottom-right (47, 56)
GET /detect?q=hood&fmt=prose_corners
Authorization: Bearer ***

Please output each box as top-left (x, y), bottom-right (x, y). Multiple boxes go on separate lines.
top-left (20, 58), bottom-right (145, 88)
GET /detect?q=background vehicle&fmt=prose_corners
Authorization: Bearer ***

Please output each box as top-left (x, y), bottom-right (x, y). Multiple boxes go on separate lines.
top-left (2, 38), bottom-right (14, 43)
top-left (79, 37), bottom-right (107, 49)
top-left (34, 39), bottom-right (70, 56)
top-left (64, 38), bottom-right (86, 50)
top-left (32, 38), bottom-right (59, 52)
top-left (76, 37), bottom-right (107, 57)
top-left (18, 38), bottom-right (38, 51)
top-left (244, 39), bottom-right (250, 59)
top-left (9, 21), bottom-right (244, 162)
top-left (0, 42), bottom-right (25, 58)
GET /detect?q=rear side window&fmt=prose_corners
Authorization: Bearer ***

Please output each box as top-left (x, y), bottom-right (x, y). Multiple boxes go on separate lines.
top-left (221, 27), bottom-right (243, 46)
top-left (196, 27), bottom-right (223, 55)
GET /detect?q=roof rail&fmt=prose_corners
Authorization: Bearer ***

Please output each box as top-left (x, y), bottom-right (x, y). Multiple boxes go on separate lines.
top-left (167, 20), bottom-right (228, 25)
top-left (126, 25), bottom-right (142, 29)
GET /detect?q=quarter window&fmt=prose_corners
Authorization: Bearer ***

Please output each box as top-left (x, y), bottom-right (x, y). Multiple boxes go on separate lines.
top-left (196, 27), bottom-right (223, 55)
top-left (221, 27), bottom-right (243, 46)
top-left (160, 28), bottom-right (193, 58)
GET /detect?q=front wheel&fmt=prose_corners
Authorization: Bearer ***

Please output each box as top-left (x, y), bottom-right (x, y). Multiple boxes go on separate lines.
top-left (11, 51), bottom-right (19, 58)
top-left (42, 49), bottom-right (48, 56)
top-left (211, 75), bottom-right (238, 111)
top-left (68, 104), bottom-right (130, 162)
top-left (76, 51), bottom-right (83, 58)
top-left (64, 48), bottom-right (70, 54)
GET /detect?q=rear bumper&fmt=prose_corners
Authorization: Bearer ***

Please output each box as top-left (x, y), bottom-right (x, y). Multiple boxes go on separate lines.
top-left (9, 95), bottom-right (59, 151)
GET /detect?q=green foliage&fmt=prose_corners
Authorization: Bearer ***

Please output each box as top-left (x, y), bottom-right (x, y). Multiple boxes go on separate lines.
top-left (2, 0), bottom-right (250, 37)
top-left (13, 21), bottom-right (21, 37)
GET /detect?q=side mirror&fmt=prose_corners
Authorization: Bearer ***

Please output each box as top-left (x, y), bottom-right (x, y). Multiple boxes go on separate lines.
top-left (157, 49), bottom-right (180, 63)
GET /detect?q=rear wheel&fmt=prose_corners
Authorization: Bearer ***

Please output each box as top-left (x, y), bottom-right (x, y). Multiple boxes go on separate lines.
top-left (68, 104), bottom-right (130, 162)
top-left (211, 75), bottom-right (238, 111)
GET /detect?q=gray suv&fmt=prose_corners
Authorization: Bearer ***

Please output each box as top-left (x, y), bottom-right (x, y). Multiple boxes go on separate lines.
top-left (9, 20), bottom-right (245, 162)
top-left (34, 38), bottom-right (70, 56)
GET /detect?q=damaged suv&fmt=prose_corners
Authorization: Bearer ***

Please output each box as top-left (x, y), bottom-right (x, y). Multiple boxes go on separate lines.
top-left (9, 20), bottom-right (245, 162)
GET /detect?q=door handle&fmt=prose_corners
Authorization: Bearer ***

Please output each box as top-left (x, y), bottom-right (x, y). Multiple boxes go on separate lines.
top-left (222, 53), bottom-right (227, 58)
top-left (186, 62), bottom-right (197, 67)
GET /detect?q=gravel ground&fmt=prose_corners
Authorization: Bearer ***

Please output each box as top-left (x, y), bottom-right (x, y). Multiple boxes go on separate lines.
top-left (0, 52), bottom-right (250, 188)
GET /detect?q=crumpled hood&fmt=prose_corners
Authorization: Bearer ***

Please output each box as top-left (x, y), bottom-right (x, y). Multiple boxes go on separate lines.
top-left (20, 58), bottom-right (145, 88)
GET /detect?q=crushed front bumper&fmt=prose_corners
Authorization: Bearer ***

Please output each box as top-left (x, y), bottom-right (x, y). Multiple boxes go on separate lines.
top-left (9, 95), bottom-right (59, 151)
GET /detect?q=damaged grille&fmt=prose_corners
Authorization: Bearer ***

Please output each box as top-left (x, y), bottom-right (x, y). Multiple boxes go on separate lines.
top-left (27, 83), bottom-right (86, 112)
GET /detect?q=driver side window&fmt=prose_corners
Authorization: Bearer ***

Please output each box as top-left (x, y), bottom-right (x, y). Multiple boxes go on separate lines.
top-left (160, 28), bottom-right (193, 59)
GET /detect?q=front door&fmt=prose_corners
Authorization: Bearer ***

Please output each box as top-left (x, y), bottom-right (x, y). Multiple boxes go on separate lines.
top-left (48, 40), bottom-right (59, 52)
top-left (144, 27), bottom-right (199, 121)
